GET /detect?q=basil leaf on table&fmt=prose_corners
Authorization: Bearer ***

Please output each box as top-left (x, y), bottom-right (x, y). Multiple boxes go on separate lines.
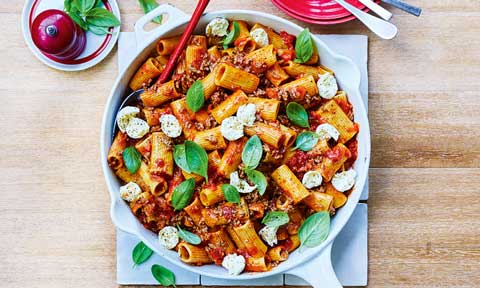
top-left (262, 211), bottom-right (290, 228)
top-left (89, 25), bottom-right (111, 35)
top-left (223, 21), bottom-right (240, 50)
top-left (222, 184), bottom-right (241, 204)
top-left (184, 141), bottom-right (209, 182)
top-left (245, 169), bottom-right (267, 196)
top-left (286, 102), bottom-right (309, 128)
top-left (73, 0), bottom-right (96, 14)
top-left (177, 225), bottom-right (202, 245)
top-left (138, 0), bottom-right (163, 24)
top-left (294, 28), bottom-right (314, 64)
top-left (85, 8), bottom-right (121, 27)
top-left (298, 211), bottom-right (330, 248)
top-left (186, 80), bottom-right (205, 112)
top-left (293, 131), bottom-right (319, 152)
top-left (151, 264), bottom-right (176, 287)
top-left (171, 178), bottom-right (196, 211)
top-left (242, 135), bottom-right (263, 170)
top-left (173, 144), bottom-right (191, 173)
top-left (132, 241), bottom-right (153, 267)
top-left (123, 146), bottom-right (142, 174)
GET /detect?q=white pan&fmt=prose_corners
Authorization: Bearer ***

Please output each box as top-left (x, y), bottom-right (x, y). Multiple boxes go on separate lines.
top-left (100, 4), bottom-right (371, 287)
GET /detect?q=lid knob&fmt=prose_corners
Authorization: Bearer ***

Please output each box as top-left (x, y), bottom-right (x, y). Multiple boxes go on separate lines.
top-left (45, 25), bottom-right (58, 37)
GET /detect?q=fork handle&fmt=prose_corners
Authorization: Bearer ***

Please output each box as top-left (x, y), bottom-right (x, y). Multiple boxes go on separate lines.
top-left (381, 0), bottom-right (422, 16)
top-left (358, 0), bottom-right (392, 21)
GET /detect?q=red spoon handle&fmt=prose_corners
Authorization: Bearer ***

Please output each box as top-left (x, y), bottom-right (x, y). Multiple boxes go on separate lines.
top-left (156, 0), bottom-right (210, 85)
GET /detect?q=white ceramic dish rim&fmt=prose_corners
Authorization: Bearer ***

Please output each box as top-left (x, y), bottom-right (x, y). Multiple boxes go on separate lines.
top-left (21, 0), bottom-right (121, 72)
top-left (100, 4), bottom-right (371, 285)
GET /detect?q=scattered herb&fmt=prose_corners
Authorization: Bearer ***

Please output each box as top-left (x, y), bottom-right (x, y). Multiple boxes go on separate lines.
top-left (64, 0), bottom-right (120, 35)
top-left (132, 241), bottom-right (153, 267)
top-left (222, 184), bottom-right (241, 204)
top-left (294, 28), bottom-right (314, 64)
top-left (138, 0), bottom-right (162, 24)
top-left (286, 102), bottom-right (309, 128)
top-left (293, 131), bottom-right (319, 152)
top-left (262, 211), bottom-right (290, 228)
top-left (242, 135), bottom-right (263, 170)
top-left (123, 146), bottom-right (141, 174)
top-left (298, 211), bottom-right (330, 248)
top-left (173, 144), bottom-right (191, 173)
top-left (222, 21), bottom-right (240, 50)
top-left (186, 80), bottom-right (205, 113)
top-left (245, 169), bottom-right (267, 195)
top-left (184, 141), bottom-right (209, 182)
top-left (73, 0), bottom-right (96, 15)
top-left (171, 178), bottom-right (196, 211)
top-left (177, 225), bottom-right (202, 245)
top-left (151, 264), bottom-right (176, 287)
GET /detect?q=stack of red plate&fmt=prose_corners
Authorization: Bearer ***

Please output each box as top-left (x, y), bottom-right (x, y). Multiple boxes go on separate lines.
top-left (272, 0), bottom-right (380, 25)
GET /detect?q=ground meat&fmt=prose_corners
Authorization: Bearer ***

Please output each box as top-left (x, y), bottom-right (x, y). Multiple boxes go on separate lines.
top-left (210, 89), bottom-right (229, 106)
top-left (204, 115), bottom-right (217, 129)
top-left (194, 122), bottom-right (205, 131)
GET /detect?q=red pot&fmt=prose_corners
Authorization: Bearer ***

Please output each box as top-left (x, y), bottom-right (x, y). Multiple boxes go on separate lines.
top-left (31, 9), bottom-right (86, 61)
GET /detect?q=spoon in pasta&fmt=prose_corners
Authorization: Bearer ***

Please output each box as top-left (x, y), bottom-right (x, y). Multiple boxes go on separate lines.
top-left (112, 0), bottom-right (210, 139)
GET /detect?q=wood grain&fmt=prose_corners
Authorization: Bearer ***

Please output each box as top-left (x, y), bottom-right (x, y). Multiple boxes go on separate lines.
top-left (0, 0), bottom-right (479, 287)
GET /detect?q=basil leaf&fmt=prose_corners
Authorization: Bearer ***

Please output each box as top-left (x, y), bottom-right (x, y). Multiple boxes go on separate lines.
top-left (85, 8), bottom-right (120, 27)
top-left (151, 264), bottom-right (176, 287)
top-left (94, 0), bottom-right (103, 7)
top-left (222, 184), bottom-right (240, 204)
top-left (298, 211), bottom-right (330, 248)
top-left (171, 178), bottom-right (196, 211)
top-left (222, 21), bottom-right (240, 50)
top-left (286, 102), bottom-right (309, 128)
top-left (73, 0), bottom-right (96, 14)
top-left (294, 28), bottom-right (314, 64)
top-left (64, 0), bottom-right (72, 12)
top-left (262, 211), bottom-right (290, 228)
top-left (123, 146), bottom-right (141, 174)
top-left (173, 144), bottom-right (191, 173)
top-left (65, 3), bottom-right (89, 31)
top-left (177, 225), bottom-right (202, 245)
top-left (242, 135), bottom-right (263, 170)
top-left (186, 80), bottom-right (204, 113)
top-left (245, 169), bottom-right (267, 195)
top-left (132, 241), bottom-right (153, 267)
top-left (293, 131), bottom-right (319, 152)
top-left (138, 0), bottom-right (162, 24)
top-left (88, 25), bottom-right (111, 35)
top-left (185, 141), bottom-right (209, 182)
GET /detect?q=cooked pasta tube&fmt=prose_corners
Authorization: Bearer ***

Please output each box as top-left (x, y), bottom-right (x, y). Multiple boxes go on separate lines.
top-left (251, 23), bottom-right (287, 49)
top-left (138, 161), bottom-right (167, 196)
top-left (189, 35), bottom-right (207, 49)
top-left (207, 46), bottom-right (221, 63)
top-left (265, 62), bottom-right (290, 86)
top-left (199, 184), bottom-right (224, 207)
top-left (227, 220), bottom-right (267, 257)
top-left (218, 137), bottom-right (247, 178)
top-left (317, 143), bottom-right (352, 182)
top-left (325, 182), bottom-right (348, 209)
top-left (303, 192), bottom-right (334, 212)
top-left (275, 194), bottom-right (291, 211)
top-left (107, 132), bottom-right (127, 169)
top-left (206, 229), bottom-right (237, 264)
top-left (305, 51), bottom-right (319, 65)
top-left (115, 166), bottom-right (148, 193)
top-left (308, 139), bottom-right (330, 156)
top-left (156, 36), bottom-right (181, 55)
top-left (211, 90), bottom-right (249, 123)
top-left (315, 100), bottom-right (358, 143)
top-left (245, 257), bottom-right (270, 272)
top-left (267, 246), bottom-right (289, 262)
top-left (280, 75), bottom-right (318, 99)
top-left (177, 242), bottom-right (213, 265)
top-left (248, 202), bottom-right (266, 220)
top-left (201, 70), bottom-right (217, 100)
top-left (244, 122), bottom-right (284, 149)
top-left (193, 126), bottom-right (227, 150)
top-left (214, 63), bottom-right (260, 93)
top-left (150, 132), bottom-right (173, 177)
top-left (135, 134), bottom-right (152, 157)
top-left (283, 235), bottom-right (300, 252)
top-left (234, 36), bottom-right (257, 53)
top-left (203, 198), bottom-right (250, 227)
top-left (143, 106), bottom-right (171, 126)
top-left (279, 124), bottom-right (297, 148)
top-left (129, 57), bottom-right (164, 90)
top-left (184, 197), bottom-right (204, 225)
top-left (245, 44), bottom-right (277, 69)
top-left (141, 80), bottom-right (182, 107)
top-left (271, 165), bottom-right (310, 204)
top-left (170, 99), bottom-right (197, 139)
top-left (282, 61), bottom-right (328, 80)
top-left (286, 208), bottom-right (304, 235)
top-left (185, 45), bottom-right (207, 72)
top-left (248, 97), bottom-right (280, 121)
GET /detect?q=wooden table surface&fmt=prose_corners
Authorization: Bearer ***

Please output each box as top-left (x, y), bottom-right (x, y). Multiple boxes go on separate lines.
top-left (0, 0), bottom-right (479, 287)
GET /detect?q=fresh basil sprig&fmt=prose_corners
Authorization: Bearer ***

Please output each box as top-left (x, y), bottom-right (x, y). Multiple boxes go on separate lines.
top-left (222, 184), bottom-right (241, 204)
top-left (298, 211), bottom-right (330, 248)
top-left (138, 0), bottom-right (162, 24)
top-left (186, 80), bottom-right (205, 113)
top-left (262, 211), bottom-right (290, 228)
top-left (293, 131), bottom-right (319, 152)
top-left (64, 0), bottom-right (120, 35)
top-left (123, 146), bottom-right (142, 174)
top-left (151, 264), bottom-right (176, 287)
top-left (245, 169), bottom-right (267, 196)
top-left (184, 141), bottom-right (209, 182)
top-left (286, 102), bottom-right (310, 128)
top-left (173, 144), bottom-right (191, 173)
top-left (132, 241), bottom-right (153, 267)
top-left (171, 178), bottom-right (196, 211)
top-left (242, 135), bottom-right (263, 170)
top-left (294, 28), bottom-right (314, 64)
top-left (177, 225), bottom-right (202, 245)
top-left (222, 21), bottom-right (240, 50)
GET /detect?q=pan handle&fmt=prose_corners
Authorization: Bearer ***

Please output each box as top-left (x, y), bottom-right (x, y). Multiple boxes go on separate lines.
top-left (285, 243), bottom-right (342, 288)
top-left (134, 4), bottom-right (190, 51)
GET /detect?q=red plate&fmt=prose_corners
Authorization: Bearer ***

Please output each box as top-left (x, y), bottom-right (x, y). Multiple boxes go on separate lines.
top-left (272, 0), bottom-right (379, 25)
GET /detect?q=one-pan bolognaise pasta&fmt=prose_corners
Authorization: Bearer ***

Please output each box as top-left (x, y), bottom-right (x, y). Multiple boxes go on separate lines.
top-left (108, 18), bottom-right (359, 275)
